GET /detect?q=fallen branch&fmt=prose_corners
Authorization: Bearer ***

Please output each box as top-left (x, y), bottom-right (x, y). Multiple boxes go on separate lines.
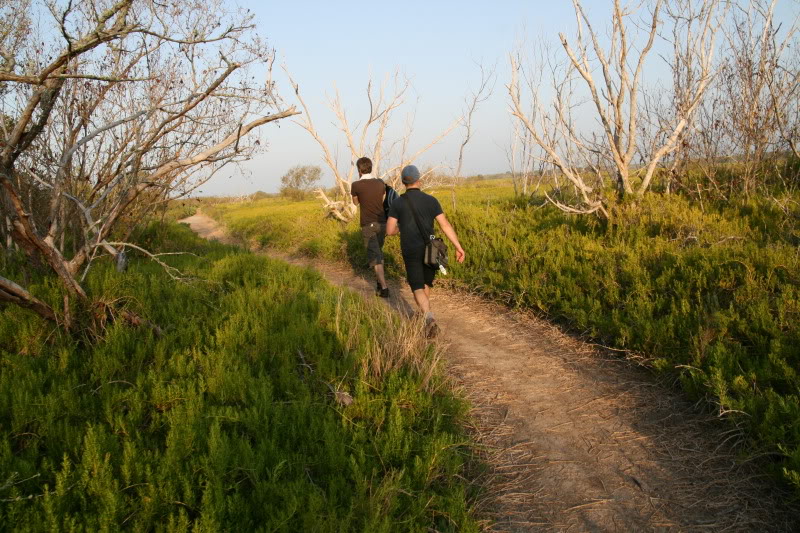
top-left (0, 276), bottom-right (57, 323)
top-left (105, 242), bottom-right (196, 281)
top-left (315, 189), bottom-right (356, 223)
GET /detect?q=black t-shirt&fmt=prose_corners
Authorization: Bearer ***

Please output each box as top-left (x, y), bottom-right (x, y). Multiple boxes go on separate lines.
top-left (387, 189), bottom-right (443, 255)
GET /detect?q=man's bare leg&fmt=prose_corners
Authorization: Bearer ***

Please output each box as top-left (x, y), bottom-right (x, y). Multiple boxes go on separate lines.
top-left (414, 285), bottom-right (439, 337)
top-left (414, 285), bottom-right (435, 320)
top-left (374, 264), bottom-right (387, 289)
top-left (412, 288), bottom-right (431, 315)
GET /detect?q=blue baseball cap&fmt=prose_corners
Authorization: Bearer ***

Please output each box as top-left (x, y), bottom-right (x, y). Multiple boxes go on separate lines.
top-left (401, 165), bottom-right (421, 185)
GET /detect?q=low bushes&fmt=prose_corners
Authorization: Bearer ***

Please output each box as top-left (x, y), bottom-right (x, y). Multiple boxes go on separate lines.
top-left (447, 193), bottom-right (800, 493)
top-left (206, 183), bottom-right (800, 496)
top-left (0, 223), bottom-right (480, 531)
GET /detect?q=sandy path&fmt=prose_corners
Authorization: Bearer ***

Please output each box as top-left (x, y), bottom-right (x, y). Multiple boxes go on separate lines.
top-left (180, 213), bottom-right (797, 532)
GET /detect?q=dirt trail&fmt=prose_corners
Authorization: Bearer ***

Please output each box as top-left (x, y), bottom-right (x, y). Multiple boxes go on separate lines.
top-left (180, 213), bottom-right (797, 532)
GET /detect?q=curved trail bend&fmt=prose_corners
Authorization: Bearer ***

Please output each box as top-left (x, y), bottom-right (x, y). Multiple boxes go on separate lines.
top-left (181, 213), bottom-right (796, 532)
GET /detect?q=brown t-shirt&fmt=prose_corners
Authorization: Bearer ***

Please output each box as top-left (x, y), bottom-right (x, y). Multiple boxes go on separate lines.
top-left (350, 176), bottom-right (387, 226)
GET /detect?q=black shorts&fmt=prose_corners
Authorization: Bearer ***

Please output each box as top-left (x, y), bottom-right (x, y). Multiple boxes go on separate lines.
top-left (361, 222), bottom-right (386, 266)
top-left (402, 250), bottom-right (437, 291)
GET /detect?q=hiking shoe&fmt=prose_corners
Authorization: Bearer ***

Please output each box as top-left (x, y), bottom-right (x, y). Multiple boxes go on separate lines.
top-left (379, 287), bottom-right (390, 298)
top-left (425, 319), bottom-right (440, 339)
top-left (376, 282), bottom-right (381, 296)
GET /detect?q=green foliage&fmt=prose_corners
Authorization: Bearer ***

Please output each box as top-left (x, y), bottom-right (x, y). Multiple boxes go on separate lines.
top-left (280, 165), bottom-right (322, 201)
top-left (204, 197), bottom-right (407, 281)
top-left (206, 183), bottom-right (800, 497)
top-left (249, 191), bottom-right (273, 201)
top-left (0, 223), bottom-right (479, 531)
top-left (162, 200), bottom-right (200, 222)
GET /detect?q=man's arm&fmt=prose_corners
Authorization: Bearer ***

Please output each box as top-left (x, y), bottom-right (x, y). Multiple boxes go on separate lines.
top-left (386, 216), bottom-right (399, 236)
top-left (435, 213), bottom-right (465, 263)
top-left (351, 195), bottom-right (359, 205)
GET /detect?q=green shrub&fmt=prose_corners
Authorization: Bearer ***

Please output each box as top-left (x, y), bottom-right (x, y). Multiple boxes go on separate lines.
top-left (162, 200), bottom-right (199, 222)
top-left (0, 223), bottom-right (479, 531)
top-left (206, 186), bottom-right (800, 496)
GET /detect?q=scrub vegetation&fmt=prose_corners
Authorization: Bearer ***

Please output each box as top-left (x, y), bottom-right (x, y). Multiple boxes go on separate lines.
top-left (0, 223), bottom-right (481, 531)
top-left (205, 175), bottom-right (800, 497)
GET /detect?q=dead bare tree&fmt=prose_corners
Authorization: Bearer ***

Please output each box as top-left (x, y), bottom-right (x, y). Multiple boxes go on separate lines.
top-left (507, 120), bottom-right (528, 197)
top-left (286, 68), bottom-right (458, 222)
top-left (717, 0), bottom-right (799, 193)
top-left (509, 46), bottom-right (609, 217)
top-left (285, 70), bottom-right (405, 222)
top-left (674, 0), bottom-right (800, 198)
top-left (640, 0), bottom-right (729, 196)
top-left (505, 40), bottom-right (555, 199)
top-left (772, 47), bottom-right (800, 163)
top-left (509, 0), bottom-right (722, 217)
top-left (449, 63), bottom-right (495, 210)
top-left (506, 106), bottom-right (547, 198)
top-left (0, 0), bottom-right (297, 329)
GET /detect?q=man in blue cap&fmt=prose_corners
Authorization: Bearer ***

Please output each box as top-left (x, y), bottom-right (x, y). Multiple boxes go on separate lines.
top-left (386, 165), bottom-right (465, 337)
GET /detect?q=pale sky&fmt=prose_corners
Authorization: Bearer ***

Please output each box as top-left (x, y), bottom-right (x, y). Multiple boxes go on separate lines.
top-left (199, 0), bottom-right (574, 195)
top-left (198, 0), bottom-right (799, 196)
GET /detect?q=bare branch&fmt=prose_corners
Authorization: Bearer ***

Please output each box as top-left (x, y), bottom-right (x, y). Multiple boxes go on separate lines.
top-left (510, 0), bottom-right (724, 216)
top-left (0, 276), bottom-right (57, 323)
top-left (0, 0), bottom-right (296, 331)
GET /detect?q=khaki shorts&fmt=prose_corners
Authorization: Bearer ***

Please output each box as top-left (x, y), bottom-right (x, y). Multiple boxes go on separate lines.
top-left (361, 222), bottom-right (386, 266)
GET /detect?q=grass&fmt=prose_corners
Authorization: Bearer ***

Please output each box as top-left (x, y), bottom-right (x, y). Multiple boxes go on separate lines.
top-left (0, 222), bottom-right (482, 531)
top-left (204, 181), bottom-right (800, 498)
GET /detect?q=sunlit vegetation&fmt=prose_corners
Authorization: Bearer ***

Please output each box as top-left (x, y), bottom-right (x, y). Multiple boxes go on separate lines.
top-left (0, 224), bottom-right (481, 531)
top-left (205, 176), bottom-right (800, 496)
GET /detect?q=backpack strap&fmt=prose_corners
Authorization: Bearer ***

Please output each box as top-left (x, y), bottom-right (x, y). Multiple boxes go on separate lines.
top-left (402, 192), bottom-right (432, 243)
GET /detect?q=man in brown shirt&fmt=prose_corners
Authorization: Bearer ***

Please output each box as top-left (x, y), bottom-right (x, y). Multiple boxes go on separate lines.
top-left (350, 157), bottom-right (389, 297)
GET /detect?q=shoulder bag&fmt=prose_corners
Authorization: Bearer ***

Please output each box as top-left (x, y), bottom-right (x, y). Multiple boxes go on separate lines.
top-left (403, 193), bottom-right (448, 269)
